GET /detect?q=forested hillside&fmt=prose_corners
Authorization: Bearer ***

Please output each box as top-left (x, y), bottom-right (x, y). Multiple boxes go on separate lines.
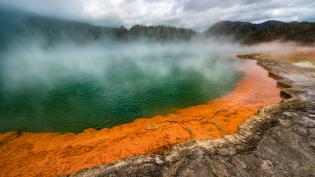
top-left (205, 20), bottom-right (315, 44)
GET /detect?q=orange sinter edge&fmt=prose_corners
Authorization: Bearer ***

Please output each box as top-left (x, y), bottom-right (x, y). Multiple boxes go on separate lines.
top-left (0, 59), bottom-right (281, 177)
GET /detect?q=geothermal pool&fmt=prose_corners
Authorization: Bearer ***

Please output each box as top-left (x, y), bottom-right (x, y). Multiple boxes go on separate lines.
top-left (0, 40), bottom-right (282, 177)
top-left (0, 42), bottom-right (243, 133)
top-left (0, 58), bottom-right (281, 177)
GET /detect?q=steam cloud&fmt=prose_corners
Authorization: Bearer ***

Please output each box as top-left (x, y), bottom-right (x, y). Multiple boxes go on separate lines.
top-left (0, 39), bottom-right (244, 92)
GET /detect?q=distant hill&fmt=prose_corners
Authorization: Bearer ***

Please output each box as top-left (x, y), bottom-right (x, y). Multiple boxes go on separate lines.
top-left (0, 7), bottom-right (196, 48)
top-left (0, 6), bottom-right (120, 47)
top-left (255, 20), bottom-right (285, 29)
top-left (129, 25), bottom-right (195, 41)
top-left (204, 21), bottom-right (256, 41)
top-left (1, 6), bottom-right (315, 46)
top-left (205, 20), bottom-right (315, 44)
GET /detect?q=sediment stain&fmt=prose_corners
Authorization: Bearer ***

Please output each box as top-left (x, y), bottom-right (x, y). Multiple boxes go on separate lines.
top-left (0, 60), bottom-right (281, 177)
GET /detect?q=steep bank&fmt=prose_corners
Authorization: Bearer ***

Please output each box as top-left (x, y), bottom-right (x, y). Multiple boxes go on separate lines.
top-left (0, 60), bottom-right (281, 177)
top-left (70, 55), bottom-right (315, 177)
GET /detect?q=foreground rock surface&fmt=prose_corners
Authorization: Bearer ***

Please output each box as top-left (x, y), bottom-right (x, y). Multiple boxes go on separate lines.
top-left (69, 56), bottom-right (315, 177)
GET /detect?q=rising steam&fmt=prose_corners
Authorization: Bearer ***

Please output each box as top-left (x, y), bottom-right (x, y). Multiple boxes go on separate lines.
top-left (0, 39), bottom-right (244, 92)
top-left (0, 37), bottom-right (248, 132)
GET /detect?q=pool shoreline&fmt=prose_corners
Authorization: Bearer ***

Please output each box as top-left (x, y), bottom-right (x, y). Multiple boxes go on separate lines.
top-left (0, 58), bottom-right (282, 177)
top-left (71, 53), bottom-right (315, 177)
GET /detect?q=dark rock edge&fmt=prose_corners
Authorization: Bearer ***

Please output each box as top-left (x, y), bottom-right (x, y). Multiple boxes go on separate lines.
top-left (68, 56), bottom-right (315, 177)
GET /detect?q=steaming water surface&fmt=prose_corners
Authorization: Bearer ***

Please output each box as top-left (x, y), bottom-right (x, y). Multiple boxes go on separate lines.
top-left (0, 41), bottom-right (243, 133)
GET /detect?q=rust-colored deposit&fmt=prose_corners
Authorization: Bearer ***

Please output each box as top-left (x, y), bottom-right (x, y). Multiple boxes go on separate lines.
top-left (0, 60), bottom-right (281, 177)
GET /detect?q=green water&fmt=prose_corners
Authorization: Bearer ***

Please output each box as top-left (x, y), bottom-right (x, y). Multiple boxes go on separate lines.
top-left (0, 42), bottom-right (243, 133)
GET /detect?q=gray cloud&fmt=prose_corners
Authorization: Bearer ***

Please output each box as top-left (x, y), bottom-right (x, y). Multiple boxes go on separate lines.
top-left (1, 0), bottom-right (315, 30)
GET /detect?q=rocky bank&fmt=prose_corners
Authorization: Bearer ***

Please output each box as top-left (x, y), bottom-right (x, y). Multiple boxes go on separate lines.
top-left (69, 55), bottom-right (315, 177)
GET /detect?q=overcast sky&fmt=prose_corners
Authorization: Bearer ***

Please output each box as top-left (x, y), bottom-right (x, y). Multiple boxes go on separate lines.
top-left (1, 0), bottom-right (315, 30)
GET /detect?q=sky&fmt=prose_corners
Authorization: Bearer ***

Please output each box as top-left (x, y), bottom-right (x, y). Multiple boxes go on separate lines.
top-left (1, 0), bottom-right (315, 30)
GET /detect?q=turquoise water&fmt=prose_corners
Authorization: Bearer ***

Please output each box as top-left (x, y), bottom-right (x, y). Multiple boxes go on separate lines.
top-left (0, 42), bottom-right (243, 133)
